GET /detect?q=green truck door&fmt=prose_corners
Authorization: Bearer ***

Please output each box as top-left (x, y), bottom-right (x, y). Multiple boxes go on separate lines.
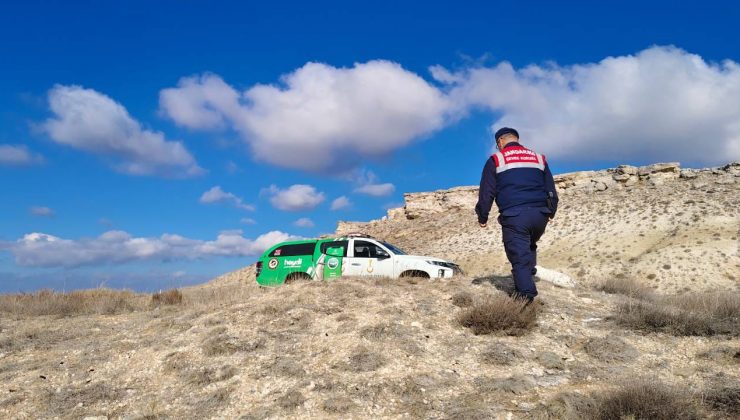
top-left (323, 246), bottom-right (344, 279)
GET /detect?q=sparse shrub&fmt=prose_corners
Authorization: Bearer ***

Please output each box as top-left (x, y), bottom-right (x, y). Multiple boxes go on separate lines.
top-left (186, 365), bottom-right (237, 385)
top-left (457, 295), bottom-right (537, 336)
top-left (360, 323), bottom-right (401, 340)
top-left (151, 289), bottom-right (183, 306)
top-left (616, 292), bottom-right (739, 336)
top-left (344, 347), bottom-right (385, 372)
top-left (0, 393), bottom-right (25, 408)
top-left (596, 277), bottom-right (653, 299)
top-left (269, 358), bottom-right (306, 377)
top-left (45, 383), bottom-right (124, 415)
top-left (697, 346), bottom-right (740, 362)
top-left (323, 396), bottom-right (355, 413)
top-left (539, 392), bottom-right (598, 419)
top-left (616, 300), bottom-right (710, 336)
top-left (202, 333), bottom-right (238, 356)
top-left (474, 375), bottom-right (535, 394)
top-left (278, 389), bottom-right (305, 410)
top-left (197, 387), bottom-right (232, 413)
top-left (480, 344), bottom-right (521, 365)
top-left (537, 351), bottom-right (565, 370)
top-left (703, 383), bottom-right (739, 416)
top-left (451, 291), bottom-right (474, 308)
top-left (201, 331), bottom-right (264, 356)
top-left (588, 380), bottom-right (699, 420)
top-left (583, 336), bottom-right (639, 363)
top-left (0, 288), bottom-right (142, 317)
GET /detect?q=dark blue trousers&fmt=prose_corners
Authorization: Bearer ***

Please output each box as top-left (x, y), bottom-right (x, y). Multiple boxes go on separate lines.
top-left (498, 206), bottom-right (551, 299)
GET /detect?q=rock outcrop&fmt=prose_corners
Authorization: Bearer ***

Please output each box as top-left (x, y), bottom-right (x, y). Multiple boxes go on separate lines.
top-left (382, 162), bottom-right (737, 220)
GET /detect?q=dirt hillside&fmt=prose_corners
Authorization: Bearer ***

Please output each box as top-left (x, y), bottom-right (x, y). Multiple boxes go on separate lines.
top-left (0, 161), bottom-right (738, 419)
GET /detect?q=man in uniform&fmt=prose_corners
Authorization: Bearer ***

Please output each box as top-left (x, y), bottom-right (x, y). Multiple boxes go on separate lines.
top-left (475, 127), bottom-right (558, 303)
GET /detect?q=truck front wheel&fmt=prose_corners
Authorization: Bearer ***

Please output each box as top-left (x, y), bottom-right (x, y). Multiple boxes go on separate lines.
top-left (399, 270), bottom-right (430, 279)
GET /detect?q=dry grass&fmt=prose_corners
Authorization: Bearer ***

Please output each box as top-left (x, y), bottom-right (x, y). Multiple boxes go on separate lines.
top-left (480, 343), bottom-right (522, 365)
top-left (44, 382), bottom-right (124, 416)
top-left (181, 283), bottom-right (253, 309)
top-left (457, 294), bottom-right (538, 335)
top-left (322, 396), bottom-right (355, 413)
top-left (616, 292), bottom-right (740, 336)
top-left (587, 379), bottom-right (700, 420)
top-left (151, 289), bottom-right (183, 306)
top-left (703, 382), bottom-right (740, 417)
top-left (0, 288), bottom-right (144, 317)
top-left (278, 389), bottom-right (306, 410)
top-left (697, 346), bottom-right (740, 362)
top-left (582, 336), bottom-right (639, 363)
top-left (596, 276), bottom-right (654, 299)
top-left (185, 365), bottom-right (237, 385)
top-left (342, 347), bottom-right (386, 372)
top-left (201, 329), bottom-right (264, 357)
top-left (451, 291), bottom-right (474, 308)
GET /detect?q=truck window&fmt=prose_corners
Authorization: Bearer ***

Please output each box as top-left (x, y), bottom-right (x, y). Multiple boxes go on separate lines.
top-left (269, 242), bottom-right (316, 257)
top-left (319, 240), bottom-right (348, 256)
top-left (353, 240), bottom-right (389, 258)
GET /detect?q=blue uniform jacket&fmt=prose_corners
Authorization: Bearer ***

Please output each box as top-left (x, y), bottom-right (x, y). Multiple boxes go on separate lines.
top-left (475, 142), bottom-right (559, 225)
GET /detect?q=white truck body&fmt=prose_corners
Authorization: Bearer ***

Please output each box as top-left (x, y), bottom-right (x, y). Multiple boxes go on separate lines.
top-left (343, 237), bottom-right (461, 278)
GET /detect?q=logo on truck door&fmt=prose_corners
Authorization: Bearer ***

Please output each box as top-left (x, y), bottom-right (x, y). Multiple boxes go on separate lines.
top-left (327, 257), bottom-right (339, 269)
top-left (268, 258), bottom-right (279, 269)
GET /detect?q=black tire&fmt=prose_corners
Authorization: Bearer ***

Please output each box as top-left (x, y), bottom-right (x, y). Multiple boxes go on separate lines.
top-left (284, 272), bottom-right (311, 284)
top-left (399, 270), bottom-right (430, 279)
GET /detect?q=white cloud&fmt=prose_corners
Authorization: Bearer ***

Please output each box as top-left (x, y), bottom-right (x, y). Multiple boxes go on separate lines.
top-left (159, 61), bottom-right (451, 172)
top-left (199, 186), bottom-right (254, 211)
top-left (355, 183), bottom-right (396, 197)
top-left (159, 73), bottom-right (240, 130)
top-left (29, 206), bottom-right (54, 217)
top-left (160, 47), bottom-right (739, 169)
top-left (42, 85), bottom-right (203, 177)
top-left (240, 217), bottom-right (257, 225)
top-left (2, 229), bottom-right (296, 268)
top-left (293, 217), bottom-right (315, 228)
top-left (264, 184), bottom-right (325, 211)
top-left (433, 46), bottom-right (740, 164)
top-left (330, 196), bottom-right (351, 211)
top-left (352, 170), bottom-right (396, 197)
top-left (0, 144), bottom-right (45, 166)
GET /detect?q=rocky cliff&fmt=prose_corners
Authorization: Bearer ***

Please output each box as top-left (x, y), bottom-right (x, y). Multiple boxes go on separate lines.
top-left (361, 162), bottom-right (738, 221)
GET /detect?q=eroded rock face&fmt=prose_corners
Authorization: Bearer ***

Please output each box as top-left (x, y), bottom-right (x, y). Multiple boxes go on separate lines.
top-left (378, 161), bottom-right (737, 220)
top-left (402, 186), bottom-right (478, 219)
top-left (637, 162), bottom-right (680, 176)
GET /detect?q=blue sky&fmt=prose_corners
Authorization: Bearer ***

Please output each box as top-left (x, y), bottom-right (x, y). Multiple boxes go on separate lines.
top-left (1, 1), bottom-right (739, 292)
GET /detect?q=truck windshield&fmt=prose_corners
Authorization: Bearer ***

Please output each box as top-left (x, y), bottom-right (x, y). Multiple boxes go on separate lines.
top-left (382, 241), bottom-right (407, 255)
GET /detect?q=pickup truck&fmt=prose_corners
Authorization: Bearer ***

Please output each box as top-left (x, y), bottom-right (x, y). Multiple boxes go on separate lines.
top-left (255, 234), bottom-right (462, 286)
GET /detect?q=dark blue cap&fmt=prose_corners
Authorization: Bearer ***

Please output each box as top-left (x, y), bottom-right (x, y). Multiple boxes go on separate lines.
top-left (494, 127), bottom-right (519, 140)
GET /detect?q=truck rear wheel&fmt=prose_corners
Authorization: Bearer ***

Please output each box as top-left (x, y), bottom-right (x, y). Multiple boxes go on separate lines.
top-left (284, 272), bottom-right (311, 284)
top-left (400, 270), bottom-right (430, 279)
